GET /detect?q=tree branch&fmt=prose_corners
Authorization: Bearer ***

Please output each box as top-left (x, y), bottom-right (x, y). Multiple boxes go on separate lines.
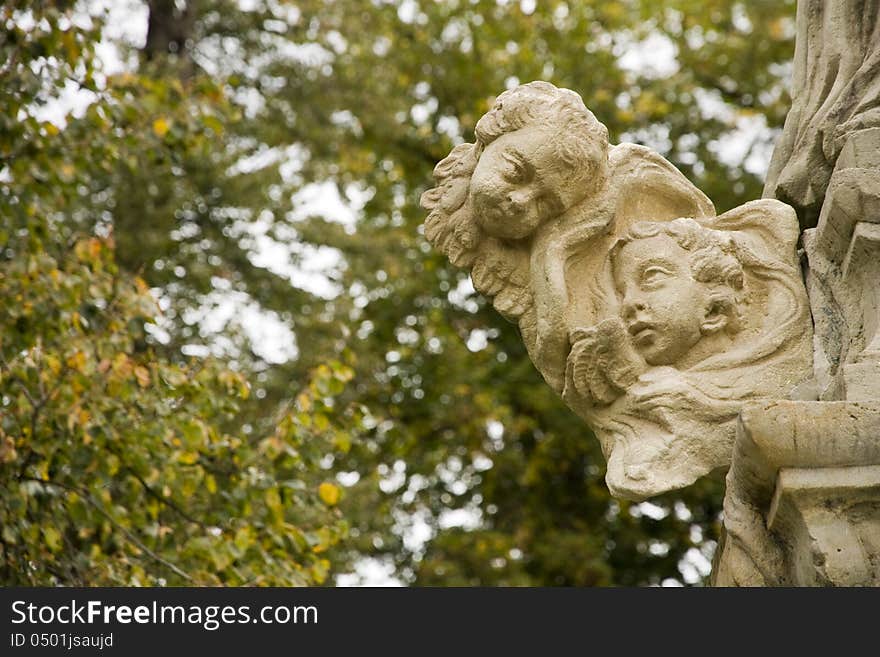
top-left (20, 476), bottom-right (194, 583)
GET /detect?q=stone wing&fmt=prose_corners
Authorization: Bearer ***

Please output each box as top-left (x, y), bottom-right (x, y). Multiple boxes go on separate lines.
top-left (421, 143), bottom-right (533, 323)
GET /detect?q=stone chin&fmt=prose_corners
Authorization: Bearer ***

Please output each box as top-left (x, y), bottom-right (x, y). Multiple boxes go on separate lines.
top-left (472, 200), bottom-right (540, 241)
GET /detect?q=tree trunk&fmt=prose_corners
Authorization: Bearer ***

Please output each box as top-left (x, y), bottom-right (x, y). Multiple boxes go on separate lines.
top-left (143, 0), bottom-right (196, 62)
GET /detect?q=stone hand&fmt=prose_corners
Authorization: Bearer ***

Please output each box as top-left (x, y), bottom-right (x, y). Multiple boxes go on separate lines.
top-left (565, 317), bottom-right (646, 406)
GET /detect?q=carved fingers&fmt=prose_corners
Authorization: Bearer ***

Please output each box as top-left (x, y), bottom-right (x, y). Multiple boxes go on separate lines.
top-left (565, 317), bottom-right (645, 407)
top-left (566, 326), bottom-right (612, 405)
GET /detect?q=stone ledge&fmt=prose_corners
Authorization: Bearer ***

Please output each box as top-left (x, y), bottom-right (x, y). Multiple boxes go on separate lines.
top-left (712, 401), bottom-right (880, 586)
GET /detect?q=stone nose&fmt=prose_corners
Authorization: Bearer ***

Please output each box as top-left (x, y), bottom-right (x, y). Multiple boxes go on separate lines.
top-left (506, 188), bottom-right (533, 207)
top-left (621, 298), bottom-right (648, 322)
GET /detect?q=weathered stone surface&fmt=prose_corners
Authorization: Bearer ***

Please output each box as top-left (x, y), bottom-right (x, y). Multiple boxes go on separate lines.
top-left (801, 128), bottom-right (880, 400)
top-left (712, 401), bottom-right (880, 586)
top-left (422, 81), bottom-right (814, 500)
top-left (759, 4), bottom-right (880, 398)
top-left (561, 201), bottom-right (813, 499)
top-left (422, 82), bottom-right (716, 394)
top-left (715, 1), bottom-right (880, 588)
top-left (423, 0), bottom-right (880, 585)
top-left (763, 1), bottom-right (880, 230)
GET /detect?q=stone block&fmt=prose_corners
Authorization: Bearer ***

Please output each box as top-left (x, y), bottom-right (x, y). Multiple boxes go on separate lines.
top-left (713, 400), bottom-right (880, 586)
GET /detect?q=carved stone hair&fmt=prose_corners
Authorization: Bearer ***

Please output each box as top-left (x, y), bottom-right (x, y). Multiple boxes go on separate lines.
top-left (473, 81), bottom-right (609, 198)
top-left (421, 82), bottom-right (612, 324)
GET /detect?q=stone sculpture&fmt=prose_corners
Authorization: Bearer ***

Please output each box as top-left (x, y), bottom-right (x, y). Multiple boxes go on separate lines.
top-left (712, 0), bottom-right (880, 587)
top-left (422, 81), bottom-right (814, 500)
top-left (764, 0), bottom-right (880, 231)
top-left (712, 400), bottom-right (880, 586)
top-left (422, 82), bottom-right (718, 393)
top-left (423, 0), bottom-right (880, 586)
top-left (563, 204), bottom-right (813, 499)
top-left (762, 0), bottom-right (880, 404)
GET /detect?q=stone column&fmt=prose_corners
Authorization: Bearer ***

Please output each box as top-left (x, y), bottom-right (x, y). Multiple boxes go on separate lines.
top-left (714, 0), bottom-right (880, 586)
top-left (712, 402), bottom-right (880, 586)
top-left (802, 127), bottom-right (880, 401)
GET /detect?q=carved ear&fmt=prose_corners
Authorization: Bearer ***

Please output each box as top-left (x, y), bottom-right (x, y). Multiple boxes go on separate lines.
top-left (701, 295), bottom-right (729, 335)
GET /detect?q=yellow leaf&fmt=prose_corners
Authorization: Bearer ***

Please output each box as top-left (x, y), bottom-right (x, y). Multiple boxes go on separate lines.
top-left (0, 435), bottom-right (17, 464)
top-left (318, 482), bottom-right (340, 506)
top-left (46, 355), bottom-right (61, 375)
top-left (134, 365), bottom-right (151, 388)
top-left (66, 351), bottom-right (86, 373)
top-left (314, 413), bottom-right (329, 432)
top-left (134, 276), bottom-right (150, 294)
top-left (43, 527), bottom-right (61, 552)
top-left (333, 430), bottom-right (352, 453)
top-left (67, 408), bottom-right (78, 432)
top-left (311, 527), bottom-right (332, 553)
top-left (296, 392), bottom-right (312, 413)
top-left (205, 474), bottom-right (217, 494)
top-left (310, 558), bottom-right (330, 584)
top-left (152, 117), bottom-right (170, 137)
top-left (265, 488), bottom-right (282, 515)
top-left (111, 353), bottom-right (132, 380)
top-left (178, 451), bottom-right (199, 465)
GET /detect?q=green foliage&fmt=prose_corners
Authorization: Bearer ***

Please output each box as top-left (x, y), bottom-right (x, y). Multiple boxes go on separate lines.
top-left (0, 232), bottom-right (355, 585)
top-left (3, 0), bottom-right (798, 586)
top-left (0, 2), bottom-right (361, 585)
top-left (240, 0), bottom-right (790, 586)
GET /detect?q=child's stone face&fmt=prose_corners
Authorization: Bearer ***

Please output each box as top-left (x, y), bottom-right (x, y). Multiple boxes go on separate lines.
top-left (613, 234), bottom-right (710, 366)
top-left (469, 126), bottom-right (566, 240)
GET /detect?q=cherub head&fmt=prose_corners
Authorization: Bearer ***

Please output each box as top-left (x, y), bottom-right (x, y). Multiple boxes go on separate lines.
top-left (468, 81), bottom-right (609, 240)
top-left (421, 82), bottom-right (611, 323)
top-left (610, 218), bottom-right (745, 368)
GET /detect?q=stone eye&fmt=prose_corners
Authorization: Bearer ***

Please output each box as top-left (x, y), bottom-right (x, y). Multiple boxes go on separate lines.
top-left (641, 265), bottom-right (672, 286)
top-left (501, 152), bottom-right (528, 183)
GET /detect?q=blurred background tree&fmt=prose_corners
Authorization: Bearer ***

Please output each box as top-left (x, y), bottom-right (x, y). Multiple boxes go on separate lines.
top-left (0, 0), bottom-right (360, 585)
top-left (2, 0), bottom-right (797, 585)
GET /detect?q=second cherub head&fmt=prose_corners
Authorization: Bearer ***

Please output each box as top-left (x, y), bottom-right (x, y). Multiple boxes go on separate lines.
top-left (610, 218), bottom-right (745, 368)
